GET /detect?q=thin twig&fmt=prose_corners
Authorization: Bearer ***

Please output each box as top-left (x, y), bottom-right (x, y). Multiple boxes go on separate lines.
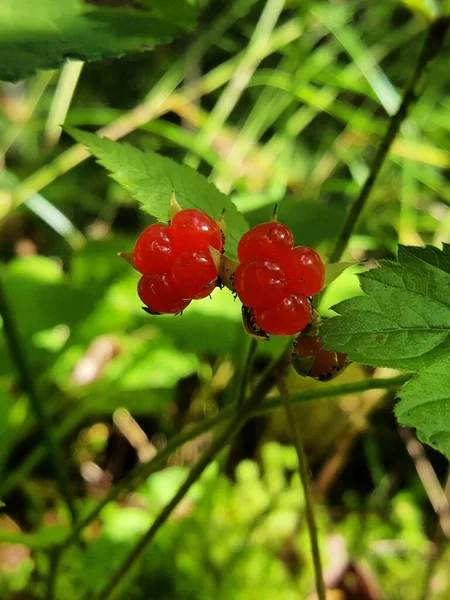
top-left (399, 427), bottom-right (450, 538)
top-left (278, 377), bottom-right (326, 600)
top-left (328, 16), bottom-right (450, 263)
top-left (0, 279), bottom-right (77, 523)
top-left (94, 343), bottom-right (292, 600)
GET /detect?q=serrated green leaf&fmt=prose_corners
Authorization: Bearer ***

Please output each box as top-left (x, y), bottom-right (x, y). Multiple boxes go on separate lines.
top-left (0, 0), bottom-right (198, 82)
top-left (395, 354), bottom-right (450, 456)
top-left (66, 127), bottom-right (249, 260)
top-left (321, 244), bottom-right (450, 459)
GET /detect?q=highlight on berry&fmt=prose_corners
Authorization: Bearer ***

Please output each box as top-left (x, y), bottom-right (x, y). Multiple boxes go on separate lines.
top-left (125, 197), bottom-right (224, 315)
top-left (121, 199), bottom-right (327, 341)
top-left (234, 221), bottom-right (325, 337)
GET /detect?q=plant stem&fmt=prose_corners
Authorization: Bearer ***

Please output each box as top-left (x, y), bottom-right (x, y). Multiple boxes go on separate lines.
top-left (37, 374), bottom-right (409, 552)
top-left (257, 373), bottom-right (410, 415)
top-left (46, 550), bottom-right (61, 600)
top-left (237, 337), bottom-right (258, 407)
top-left (94, 344), bottom-right (292, 600)
top-left (44, 59), bottom-right (84, 148)
top-left (278, 377), bottom-right (326, 600)
top-left (0, 372), bottom-right (409, 551)
top-left (328, 16), bottom-right (450, 264)
top-left (0, 374), bottom-right (411, 550)
top-left (0, 279), bottom-right (77, 523)
top-left (61, 410), bottom-right (225, 549)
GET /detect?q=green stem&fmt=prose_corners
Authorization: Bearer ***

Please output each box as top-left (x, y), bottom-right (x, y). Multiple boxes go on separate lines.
top-left (328, 16), bottom-right (450, 264)
top-left (46, 550), bottom-right (61, 600)
top-left (278, 377), bottom-right (326, 600)
top-left (48, 374), bottom-right (411, 552)
top-left (44, 60), bottom-right (84, 148)
top-left (94, 344), bottom-right (292, 600)
top-left (61, 410), bottom-right (224, 549)
top-left (0, 279), bottom-right (76, 523)
top-left (0, 372), bottom-right (409, 552)
top-left (237, 337), bottom-right (258, 407)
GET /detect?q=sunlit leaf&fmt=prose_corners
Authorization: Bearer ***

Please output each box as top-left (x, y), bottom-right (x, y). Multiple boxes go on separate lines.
top-left (321, 244), bottom-right (450, 458)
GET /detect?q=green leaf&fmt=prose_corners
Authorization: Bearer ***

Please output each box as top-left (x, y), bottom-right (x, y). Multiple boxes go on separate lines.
top-left (321, 244), bottom-right (450, 458)
top-left (0, 0), bottom-right (198, 82)
top-left (324, 261), bottom-right (359, 288)
top-left (66, 127), bottom-right (249, 260)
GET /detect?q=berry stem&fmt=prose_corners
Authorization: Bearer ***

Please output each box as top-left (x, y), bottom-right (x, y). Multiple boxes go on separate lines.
top-left (328, 16), bottom-right (450, 264)
top-left (168, 190), bottom-right (182, 220)
top-left (0, 279), bottom-right (77, 525)
top-left (277, 376), bottom-right (326, 600)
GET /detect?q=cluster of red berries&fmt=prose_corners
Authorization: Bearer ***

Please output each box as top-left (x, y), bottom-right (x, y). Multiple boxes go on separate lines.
top-left (133, 209), bottom-right (223, 314)
top-left (293, 334), bottom-right (348, 381)
top-left (234, 222), bottom-right (325, 336)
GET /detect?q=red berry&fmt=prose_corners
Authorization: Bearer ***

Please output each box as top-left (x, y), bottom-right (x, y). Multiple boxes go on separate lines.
top-left (234, 260), bottom-right (288, 310)
top-left (279, 246), bottom-right (325, 296)
top-left (172, 251), bottom-right (218, 300)
top-left (309, 349), bottom-right (339, 381)
top-left (237, 222), bottom-right (293, 263)
top-left (294, 335), bottom-right (322, 358)
top-left (133, 224), bottom-right (173, 275)
top-left (138, 273), bottom-right (191, 314)
top-left (170, 209), bottom-right (223, 255)
top-left (336, 352), bottom-right (348, 369)
top-left (253, 294), bottom-right (312, 336)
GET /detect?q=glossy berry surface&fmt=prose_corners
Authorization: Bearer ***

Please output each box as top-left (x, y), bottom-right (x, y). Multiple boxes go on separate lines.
top-left (138, 273), bottom-right (191, 314)
top-left (253, 295), bottom-right (312, 336)
top-left (171, 209), bottom-right (223, 254)
top-left (278, 246), bottom-right (325, 296)
top-left (234, 260), bottom-right (288, 310)
top-left (133, 224), bottom-right (173, 275)
top-left (237, 222), bottom-right (293, 263)
top-left (172, 251), bottom-right (218, 300)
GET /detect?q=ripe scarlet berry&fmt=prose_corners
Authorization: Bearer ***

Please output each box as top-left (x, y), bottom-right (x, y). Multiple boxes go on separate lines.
top-left (237, 222), bottom-right (293, 263)
top-left (170, 209), bottom-right (223, 255)
top-left (252, 294), bottom-right (312, 336)
top-left (279, 246), bottom-right (325, 296)
top-left (133, 223), bottom-right (173, 275)
top-left (234, 260), bottom-right (288, 310)
top-left (138, 273), bottom-right (191, 314)
top-left (172, 251), bottom-right (218, 300)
